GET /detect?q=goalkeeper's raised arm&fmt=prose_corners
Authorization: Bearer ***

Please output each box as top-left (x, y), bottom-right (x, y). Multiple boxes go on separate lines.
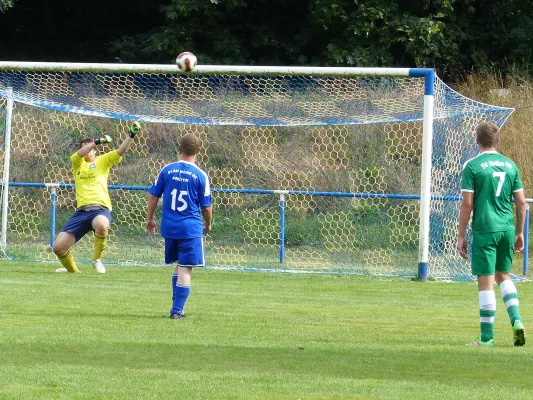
top-left (75, 121), bottom-right (141, 158)
top-left (117, 121), bottom-right (141, 156)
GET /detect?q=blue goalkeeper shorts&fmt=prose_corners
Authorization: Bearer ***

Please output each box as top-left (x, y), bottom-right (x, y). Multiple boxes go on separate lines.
top-left (60, 209), bottom-right (112, 242)
top-left (164, 237), bottom-right (205, 267)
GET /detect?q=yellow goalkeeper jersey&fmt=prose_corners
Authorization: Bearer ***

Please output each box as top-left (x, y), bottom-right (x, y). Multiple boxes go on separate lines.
top-left (70, 150), bottom-right (122, 211)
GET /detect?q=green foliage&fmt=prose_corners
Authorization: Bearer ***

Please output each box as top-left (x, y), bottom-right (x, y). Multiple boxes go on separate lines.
top-left (2, 0), bottom-right (533, 75)
top-left (107, 0), bottom-right (533, 76)
top-left (350, 203), bottom-right (383, 225)
top-left (0, 0), bottom-right (14, 12)
top-left (209, 208), bottom-right (245, 244)
top-left (284, 210), bottom-right (322, 247)
top-left (207, 205), bottom-right (408, 250)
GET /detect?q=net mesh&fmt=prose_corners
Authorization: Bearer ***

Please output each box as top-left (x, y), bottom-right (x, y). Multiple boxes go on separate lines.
top-left (0, 68), bottom-right (513, 279)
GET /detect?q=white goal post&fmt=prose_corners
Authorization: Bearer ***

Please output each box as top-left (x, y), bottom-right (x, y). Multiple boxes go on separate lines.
top-left (0, 62), bottom-right (515, 280)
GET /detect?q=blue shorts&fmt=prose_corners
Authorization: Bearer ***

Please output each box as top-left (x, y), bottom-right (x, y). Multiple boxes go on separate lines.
top-left (60, 209), bottom-right (112, 242)
top-left (164, 237), bottom-right (205, 267)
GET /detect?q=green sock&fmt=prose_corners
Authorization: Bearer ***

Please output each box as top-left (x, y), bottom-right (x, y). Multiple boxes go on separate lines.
top-left (479, 290), bottom-right (496, 342)
top-left (499, 280), bottom-right (521, 325)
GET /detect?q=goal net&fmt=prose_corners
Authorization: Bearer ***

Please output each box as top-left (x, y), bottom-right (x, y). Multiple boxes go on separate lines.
top-left (0, 63), bottom-right (514, 280)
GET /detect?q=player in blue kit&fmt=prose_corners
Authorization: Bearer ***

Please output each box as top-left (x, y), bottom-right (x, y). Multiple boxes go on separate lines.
top-left (146, 133), bottom-right (212, 319)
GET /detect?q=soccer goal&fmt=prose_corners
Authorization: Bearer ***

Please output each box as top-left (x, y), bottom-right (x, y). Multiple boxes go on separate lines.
top-left (0, 62), bottom-right (514, 280)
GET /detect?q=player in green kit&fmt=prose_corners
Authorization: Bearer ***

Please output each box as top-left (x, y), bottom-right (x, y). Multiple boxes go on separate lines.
top-left (53, 122), bottom-right (141, 274)
top-left (458, 122), bottom-right (526, 347)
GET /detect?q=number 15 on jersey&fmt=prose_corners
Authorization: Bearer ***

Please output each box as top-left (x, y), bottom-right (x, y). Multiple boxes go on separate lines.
top-left (170, 189), bottom-right (188, 211)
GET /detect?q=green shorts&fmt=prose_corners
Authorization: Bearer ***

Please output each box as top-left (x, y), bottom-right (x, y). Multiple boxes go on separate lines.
top-left (471, 230), bottom-right (515, 276)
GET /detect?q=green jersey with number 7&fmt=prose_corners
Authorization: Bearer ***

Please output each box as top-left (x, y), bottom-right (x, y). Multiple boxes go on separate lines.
top-left (461, 151), bottom-right (523, 235)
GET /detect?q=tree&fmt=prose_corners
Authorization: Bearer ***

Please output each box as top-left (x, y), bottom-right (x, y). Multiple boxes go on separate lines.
top-left (108, 0), bottom-right (533, 76)
top-left (0, 0), bottom-right (163, 62)
top-left (1, 0), bottom-right (531, 75)
top-left (110, 0), bottom-right (462, 68)
top-left (0, 0), bottom-right (15, 12)
top-left (110, 0), bottom-right (315, 65)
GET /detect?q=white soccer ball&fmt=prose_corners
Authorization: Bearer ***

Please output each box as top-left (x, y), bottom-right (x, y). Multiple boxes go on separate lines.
top-left (176, 52), bottom-right (197, 72)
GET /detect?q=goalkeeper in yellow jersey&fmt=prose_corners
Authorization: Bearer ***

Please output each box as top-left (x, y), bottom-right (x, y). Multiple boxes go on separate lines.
top-left (53, 122), bottom-right (141, 274)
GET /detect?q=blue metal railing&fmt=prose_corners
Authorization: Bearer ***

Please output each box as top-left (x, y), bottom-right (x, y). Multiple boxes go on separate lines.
top-left (6, 182), bottom-right (531, 276)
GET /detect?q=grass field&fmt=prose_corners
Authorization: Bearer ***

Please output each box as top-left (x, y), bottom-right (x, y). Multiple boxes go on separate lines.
top-left (1, 262), bottom-right (532, 399)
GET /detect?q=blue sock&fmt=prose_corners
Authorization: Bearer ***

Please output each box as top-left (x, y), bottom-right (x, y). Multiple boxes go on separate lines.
top-left (171, 283), bottom-right (190, 316)
top-left (171, 273), bottom-right (178, 301)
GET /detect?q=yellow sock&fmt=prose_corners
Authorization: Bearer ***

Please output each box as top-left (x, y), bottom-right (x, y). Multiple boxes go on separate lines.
top-left (93, 233), bottom-right (108, 261)
top-left (58, 250), bottom-right (79, 273)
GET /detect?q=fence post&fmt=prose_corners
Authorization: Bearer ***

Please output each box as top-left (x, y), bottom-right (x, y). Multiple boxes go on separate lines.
top-left (277, 191), bottom-right (287, 264)
top-left (1, 88), bottom-right (13, 251)
top-left (524, 202), bottom-right (530, 276)
top-left (47, 184), bottom-right (59, 248)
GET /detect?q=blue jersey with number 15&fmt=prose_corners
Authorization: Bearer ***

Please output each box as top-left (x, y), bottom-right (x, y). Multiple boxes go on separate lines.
top-left (149, 160), bottom-right (211, 239)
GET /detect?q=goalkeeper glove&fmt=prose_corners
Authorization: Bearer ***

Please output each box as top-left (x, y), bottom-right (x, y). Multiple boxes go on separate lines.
top-left (129, 121), bottom-right (141, 138)
top-left (94, 135), bottom-right (113, 145)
